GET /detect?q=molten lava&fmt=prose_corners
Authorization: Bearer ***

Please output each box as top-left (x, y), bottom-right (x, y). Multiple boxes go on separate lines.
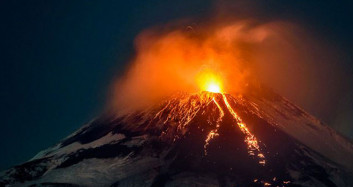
top-left (197, 69), bottom-right (223, 93)
top-left (222, 94), bottom-right (266, 165)
top-left (201, 92), bottom-right (266, 166)
top-left (206, 83), bottom-right (221, 93)
top-left (204, 97), bottom-right (224, 155)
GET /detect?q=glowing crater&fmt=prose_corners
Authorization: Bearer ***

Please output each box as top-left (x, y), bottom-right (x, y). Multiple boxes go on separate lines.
top-left (206, 82), bottom-right (221, 93)
top-left (197, 69), bottom-right (223, 93)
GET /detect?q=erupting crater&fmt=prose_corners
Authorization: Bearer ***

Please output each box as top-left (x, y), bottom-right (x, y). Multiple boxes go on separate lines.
top-left (197, 69), bottom-right (223, 93)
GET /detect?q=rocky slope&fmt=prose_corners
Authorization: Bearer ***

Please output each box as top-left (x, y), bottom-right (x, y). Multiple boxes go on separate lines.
top-left (1, 89), bottom-right (353, 186)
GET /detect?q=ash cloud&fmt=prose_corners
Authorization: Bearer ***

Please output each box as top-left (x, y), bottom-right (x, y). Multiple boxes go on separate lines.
top-left (111, 20), bottom-right (307, 111)
top-left (212, 1), bottom-right (353, 140)
top-left (110, 1), bottom-right (353, 140)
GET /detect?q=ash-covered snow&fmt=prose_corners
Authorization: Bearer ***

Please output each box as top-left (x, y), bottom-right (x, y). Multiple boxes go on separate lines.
top-left (1, 90), bottom-right (353, 187)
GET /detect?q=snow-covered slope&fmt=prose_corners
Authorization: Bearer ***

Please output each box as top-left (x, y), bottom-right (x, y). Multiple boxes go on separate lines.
top-left (1, 89), bottom-right (353, 186)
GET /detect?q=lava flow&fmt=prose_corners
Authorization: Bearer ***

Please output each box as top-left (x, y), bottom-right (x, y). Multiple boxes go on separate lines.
top-left (203, 97), bottom-right (223, 155)
top-left (222, 93), bottom-right (266, 166)
top-left (201, 75), bottom-right (266, 165)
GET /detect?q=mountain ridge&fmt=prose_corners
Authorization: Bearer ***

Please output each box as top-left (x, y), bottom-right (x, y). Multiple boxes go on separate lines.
top-left (1, 90), bottom-right (353, 186)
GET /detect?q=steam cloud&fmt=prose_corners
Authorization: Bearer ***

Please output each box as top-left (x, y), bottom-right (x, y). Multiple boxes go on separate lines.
top-left (109, 1), bottom-right (352, 139)
top-left (112, 19), bottom-right (318, 112)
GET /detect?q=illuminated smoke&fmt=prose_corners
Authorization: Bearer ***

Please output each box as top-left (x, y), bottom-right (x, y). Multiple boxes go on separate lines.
top-left (111, 20), bottom-right (308, 112)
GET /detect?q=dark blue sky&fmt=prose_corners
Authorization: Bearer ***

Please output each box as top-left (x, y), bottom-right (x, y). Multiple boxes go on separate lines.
top-left (1, 1), bottom-right (352, 170)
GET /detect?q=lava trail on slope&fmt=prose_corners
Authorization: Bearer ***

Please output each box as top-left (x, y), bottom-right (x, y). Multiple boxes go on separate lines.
top-left (1, 90), bottom-right (353, 186)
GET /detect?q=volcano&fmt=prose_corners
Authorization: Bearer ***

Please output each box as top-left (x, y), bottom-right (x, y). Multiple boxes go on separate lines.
top-left (1, 87), bottom-right (353, 186)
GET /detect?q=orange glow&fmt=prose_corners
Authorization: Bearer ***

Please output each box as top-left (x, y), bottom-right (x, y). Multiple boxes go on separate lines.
top-left (113, 20), bottom-right (306, 113)
top-left (113, 22), bottom-right (268, 111)
top-left (207, 83), bottom-right (221, 93)
top-left (197, 70), bottom-right (223, 93)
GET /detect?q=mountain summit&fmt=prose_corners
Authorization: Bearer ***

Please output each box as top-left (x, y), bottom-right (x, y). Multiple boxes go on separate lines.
top-left (1, 89), bottom-right (353, 186)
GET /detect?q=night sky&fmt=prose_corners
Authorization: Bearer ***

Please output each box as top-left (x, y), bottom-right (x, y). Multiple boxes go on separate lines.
top-left (1, 0), bottom-right (352, 170)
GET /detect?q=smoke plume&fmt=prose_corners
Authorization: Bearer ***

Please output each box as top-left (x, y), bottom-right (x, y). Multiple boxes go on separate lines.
top-left (111, 19), bottom-right (315, 112)
top-left (109, 1), bottom-right (353, 139)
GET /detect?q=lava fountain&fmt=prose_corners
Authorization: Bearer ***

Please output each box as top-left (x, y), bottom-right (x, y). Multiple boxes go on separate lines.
top-left (197, 69), bottom-right (223, 93)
